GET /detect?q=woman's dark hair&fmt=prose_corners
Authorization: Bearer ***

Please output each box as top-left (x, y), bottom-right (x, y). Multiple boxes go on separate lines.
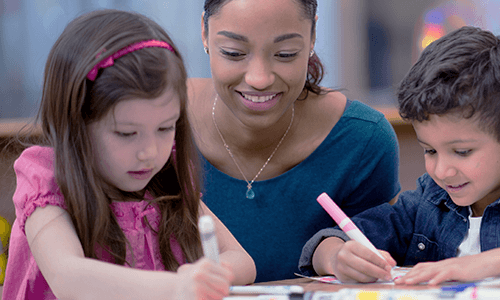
top-left (203, 0), bottom-right (330, 98)
top-left (397, 26), bottom-right (500, 141)
top-left (36, 9), bottom-right (203, 270)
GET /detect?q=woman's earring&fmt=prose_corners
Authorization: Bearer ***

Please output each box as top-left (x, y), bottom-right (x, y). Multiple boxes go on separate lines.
top-left (309, 49), bottom-right (315, 58)
top-left (204, 46), bottom-right (209, 54)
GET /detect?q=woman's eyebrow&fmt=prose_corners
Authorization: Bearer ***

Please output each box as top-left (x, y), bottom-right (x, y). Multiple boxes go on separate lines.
top-left (216, 31), bottom-right (303, 43)
top-left (217, 30), bottom-right (248, 42)
top-left (274, 33), bottom-right (302, 43)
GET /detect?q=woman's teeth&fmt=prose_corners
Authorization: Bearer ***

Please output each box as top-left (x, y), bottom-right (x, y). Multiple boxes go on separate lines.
top-left (242, 94), bottom-right (276, 103)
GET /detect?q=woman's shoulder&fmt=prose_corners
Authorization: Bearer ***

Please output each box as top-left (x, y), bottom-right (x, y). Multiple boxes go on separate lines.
top-left (302, 91), bottom-right (346, 123)
top-left (187, 77), bottom-right (213, 118)
top-left (187, 78), bottom-right (213, 100)
top-left (343, 100), bottom-right (385, 123)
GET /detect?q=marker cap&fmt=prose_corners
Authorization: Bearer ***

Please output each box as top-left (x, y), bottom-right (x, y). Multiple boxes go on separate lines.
top-left (317, 192), bottom-right (348, 225)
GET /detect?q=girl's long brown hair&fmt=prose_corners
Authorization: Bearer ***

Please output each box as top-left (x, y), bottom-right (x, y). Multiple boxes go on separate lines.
top-left (37, 9), bottom-right (202, 270)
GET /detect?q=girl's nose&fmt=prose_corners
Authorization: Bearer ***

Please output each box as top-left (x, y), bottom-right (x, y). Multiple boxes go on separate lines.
top-left (137, 139), bottom-right (158, 161)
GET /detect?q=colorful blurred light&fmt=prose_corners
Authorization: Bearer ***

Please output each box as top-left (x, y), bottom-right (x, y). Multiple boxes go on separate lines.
top-left (421, 24), bottom-right (445, 50)
top-left (416, 0), bottom-right (485, 54)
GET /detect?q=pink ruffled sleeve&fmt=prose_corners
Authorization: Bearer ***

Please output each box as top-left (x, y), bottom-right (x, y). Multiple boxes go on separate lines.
top-left (12, 146), bottom-right (67, 233)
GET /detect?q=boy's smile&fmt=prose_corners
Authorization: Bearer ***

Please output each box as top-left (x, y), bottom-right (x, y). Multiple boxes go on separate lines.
top-left (413, 113), bottom-right (500, 216)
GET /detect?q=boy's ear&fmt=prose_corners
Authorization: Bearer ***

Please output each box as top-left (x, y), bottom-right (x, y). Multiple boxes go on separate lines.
top-left (201, 12), bottom-right (208, 49)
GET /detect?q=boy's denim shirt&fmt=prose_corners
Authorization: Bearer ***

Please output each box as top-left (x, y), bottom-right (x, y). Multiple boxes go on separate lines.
top-left (299, 173), bottom-right (500, 276)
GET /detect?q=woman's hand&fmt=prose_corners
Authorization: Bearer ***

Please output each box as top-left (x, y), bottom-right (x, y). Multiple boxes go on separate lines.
top-left (175, 258), bottom-right (234, 300)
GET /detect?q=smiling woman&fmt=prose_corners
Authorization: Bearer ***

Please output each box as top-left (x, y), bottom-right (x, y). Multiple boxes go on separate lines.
top-left (187, 0), bottom-right (401, 282)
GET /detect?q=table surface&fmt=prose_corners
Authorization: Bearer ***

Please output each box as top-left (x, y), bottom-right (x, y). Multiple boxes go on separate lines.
top-left (1, 277), bottom-right (498, 299)
top-left (254, 277), bottom-right (440, 292)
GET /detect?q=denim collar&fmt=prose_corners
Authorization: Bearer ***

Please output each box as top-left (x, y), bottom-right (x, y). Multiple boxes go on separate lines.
top-left (421, 173), bottom-right (500, 220)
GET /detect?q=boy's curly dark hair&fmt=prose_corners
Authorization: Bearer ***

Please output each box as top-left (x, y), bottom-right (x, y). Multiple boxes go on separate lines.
top-left (397, 26), bottom-right (500, 140)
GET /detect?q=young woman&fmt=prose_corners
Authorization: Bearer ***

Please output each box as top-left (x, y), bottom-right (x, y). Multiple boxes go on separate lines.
top-left (187, 0), bottom-right (401, 282)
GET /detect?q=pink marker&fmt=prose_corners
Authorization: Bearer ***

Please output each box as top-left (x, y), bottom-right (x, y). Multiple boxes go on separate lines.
top-left (317, 192), bottom-right (395, 279)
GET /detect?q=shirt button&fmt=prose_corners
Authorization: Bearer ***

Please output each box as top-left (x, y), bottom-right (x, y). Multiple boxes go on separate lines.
top-left (418, 243), bottom-right (426, 250)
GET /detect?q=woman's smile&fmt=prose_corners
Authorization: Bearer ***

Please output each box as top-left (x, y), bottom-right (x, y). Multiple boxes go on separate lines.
top-left (238, 92), bottom-right (282, 111)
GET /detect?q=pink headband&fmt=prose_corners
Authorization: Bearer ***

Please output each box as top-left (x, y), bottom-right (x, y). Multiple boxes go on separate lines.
top-left (86, 39), bottom-right (175, 81)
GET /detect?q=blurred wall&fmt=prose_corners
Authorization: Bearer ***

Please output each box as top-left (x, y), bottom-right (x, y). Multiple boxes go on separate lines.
top-left (0, 0), bottom-right (343, 119)
top-left (0, 0), bottom-right (211, 118)
top-left (2, 0), bottom-right (500, 198)
top-left (2, 0), bottom-right (500, 118)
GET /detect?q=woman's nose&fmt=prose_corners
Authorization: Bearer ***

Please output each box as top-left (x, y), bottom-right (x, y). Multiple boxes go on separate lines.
top-left (244, 56), bottom-right (275, 89)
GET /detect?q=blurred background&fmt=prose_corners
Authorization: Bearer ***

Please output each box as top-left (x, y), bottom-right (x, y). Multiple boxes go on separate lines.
top-left (1, 0), bottom-right (500, 118)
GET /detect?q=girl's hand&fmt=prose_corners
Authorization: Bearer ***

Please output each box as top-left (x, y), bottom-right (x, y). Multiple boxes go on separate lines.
top-left (175, 257), bottom-right (234, 300)
top-left (332, 240), bottom-right (395, 283)
top-left (395, 253), bottom-right (498, 285)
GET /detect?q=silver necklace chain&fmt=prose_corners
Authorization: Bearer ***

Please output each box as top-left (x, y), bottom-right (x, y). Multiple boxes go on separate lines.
top-left (212, 95), bottom-right (295, 199)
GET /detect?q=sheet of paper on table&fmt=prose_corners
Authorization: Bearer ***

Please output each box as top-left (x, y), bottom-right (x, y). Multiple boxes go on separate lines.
top-left (294, 267), bottom-right (500, 286)
top-left (294, 266), bottom-right (412, 285)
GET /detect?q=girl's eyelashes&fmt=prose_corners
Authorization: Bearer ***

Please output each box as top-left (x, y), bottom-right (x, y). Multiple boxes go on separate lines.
top-left (114, 126), bottom-right (175, 137)
top-left (115, 131), bottom-right (136, 138)
top-left (159, 126), bottom-right (175, 132)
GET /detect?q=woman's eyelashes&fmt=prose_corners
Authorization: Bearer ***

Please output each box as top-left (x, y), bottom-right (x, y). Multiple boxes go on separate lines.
top-left (219, 48), bottom-right (300, 61)
top-left (275, 52), bottom-right (299, 60)
top-left (220, 49), bottom-right (245, 59)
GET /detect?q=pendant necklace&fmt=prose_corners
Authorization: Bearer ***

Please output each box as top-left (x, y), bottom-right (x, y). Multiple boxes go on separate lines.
top-left (212, 95), bottom-right (294, 199)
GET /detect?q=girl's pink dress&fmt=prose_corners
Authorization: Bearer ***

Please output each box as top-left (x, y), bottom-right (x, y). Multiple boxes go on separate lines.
top-left (2, 146), bottom-right (185, 300)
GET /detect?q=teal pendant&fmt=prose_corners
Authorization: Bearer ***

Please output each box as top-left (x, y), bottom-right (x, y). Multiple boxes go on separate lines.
top-left (246, 188), bottom-right (255, 199)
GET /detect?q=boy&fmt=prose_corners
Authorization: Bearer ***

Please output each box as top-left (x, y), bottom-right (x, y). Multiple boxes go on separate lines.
top-left (298, 26), bottom-right (500, 285)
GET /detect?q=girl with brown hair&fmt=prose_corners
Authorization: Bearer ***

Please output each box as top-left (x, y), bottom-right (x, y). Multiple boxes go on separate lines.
top-left (3, 9), bottom-right (255, 299)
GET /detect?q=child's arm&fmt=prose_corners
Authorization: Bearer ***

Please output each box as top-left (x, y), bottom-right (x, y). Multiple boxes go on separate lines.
top-left (200, 202), bottom-right (257, 285)
top-left (395, 249), bottom-right (500, 285)
top-left (26, 205), bottom-right (233, 300)
top-left (312, 236), bottom-right (395, 283)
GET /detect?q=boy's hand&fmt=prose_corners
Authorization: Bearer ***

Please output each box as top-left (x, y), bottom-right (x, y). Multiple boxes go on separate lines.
top-left (175, 257), bottom-right (234, 300)
top-left (333, 240), bottom-right (396, 282)
top-left (395, 253), bottom-right (496, 285)
top-left (313, 237), bottom-right (396, 283)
